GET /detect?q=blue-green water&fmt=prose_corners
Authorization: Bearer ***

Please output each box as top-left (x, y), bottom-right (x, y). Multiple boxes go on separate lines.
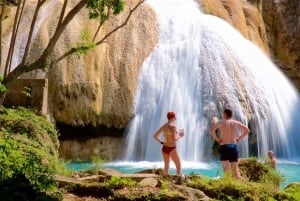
top-left (67, 160), bottom-right (300, 188)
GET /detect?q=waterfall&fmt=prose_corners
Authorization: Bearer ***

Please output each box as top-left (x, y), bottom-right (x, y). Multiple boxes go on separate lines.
top-left (123, 0), bottom-right (300, 162)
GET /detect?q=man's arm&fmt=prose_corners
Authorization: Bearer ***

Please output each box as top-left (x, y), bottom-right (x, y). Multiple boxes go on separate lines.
top-left (236, 121), bottom-right (250, 142)
top-left (210, 123), bottom-right (222, 144)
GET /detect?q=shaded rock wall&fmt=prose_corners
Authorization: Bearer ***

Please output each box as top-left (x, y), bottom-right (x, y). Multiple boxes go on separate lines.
top-left (262, 0), bottom-right (300, 89)
top-left (59, 136), bottom-right (123, 161)
top-left (3, 79), bottom-right (48, 115)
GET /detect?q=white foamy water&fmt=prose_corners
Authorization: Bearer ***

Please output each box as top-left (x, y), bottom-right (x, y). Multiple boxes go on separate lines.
top-left (105, 161), bottom-right (212, 170)
top-left (123, 0), bottom-right (300, 162)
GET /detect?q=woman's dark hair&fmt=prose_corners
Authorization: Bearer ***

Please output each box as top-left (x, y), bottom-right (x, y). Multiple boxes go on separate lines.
top-left (224, 108), bottom-right (233, 118)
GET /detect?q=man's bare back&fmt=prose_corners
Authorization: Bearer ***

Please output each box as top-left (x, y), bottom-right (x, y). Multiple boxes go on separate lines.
top-left (211, 119), bottom-right (249, 145)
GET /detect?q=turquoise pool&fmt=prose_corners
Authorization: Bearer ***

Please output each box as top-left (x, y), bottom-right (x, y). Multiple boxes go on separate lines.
top-left (67, 160), bottom-right (300, 188)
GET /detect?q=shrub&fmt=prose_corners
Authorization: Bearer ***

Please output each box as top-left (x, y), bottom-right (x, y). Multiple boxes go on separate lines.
top-left (0, 107), bottom-right (62, 200)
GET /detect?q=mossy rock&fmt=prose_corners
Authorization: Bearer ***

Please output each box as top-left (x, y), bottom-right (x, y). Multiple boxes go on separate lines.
top-left (282, 182), bottom-right (300, 200)
top-left (0, 107), bottom-right (62, 200)
top-left (66, 182), bottom-right (113, 198)
top-left (238, 158), bottom-right (268, 182)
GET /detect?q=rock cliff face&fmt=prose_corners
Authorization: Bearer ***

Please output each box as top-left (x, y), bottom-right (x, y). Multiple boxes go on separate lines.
top-left (262, 0), bottom-right (300, 89)
top-left (45, 0), bottom-right (158, 129)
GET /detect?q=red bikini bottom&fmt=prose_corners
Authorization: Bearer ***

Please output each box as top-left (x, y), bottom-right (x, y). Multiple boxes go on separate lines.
top-left (162, 145), bottom-right (176, 154)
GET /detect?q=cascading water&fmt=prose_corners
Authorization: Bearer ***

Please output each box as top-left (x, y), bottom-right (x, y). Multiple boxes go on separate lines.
top-left (124, 0), bottom-right (300, 162)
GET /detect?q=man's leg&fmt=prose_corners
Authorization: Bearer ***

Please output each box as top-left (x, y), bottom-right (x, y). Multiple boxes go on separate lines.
top-left (221, 160), bottom-right (230, 174)
top-left (230, 162), bottom-right (240, 179)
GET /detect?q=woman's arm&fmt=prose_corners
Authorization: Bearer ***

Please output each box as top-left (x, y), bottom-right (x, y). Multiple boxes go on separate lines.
top-left (210, 123), bottom-right (222, 144)
top-left (153, 126), bottom-right (164, 144)
top-left (174, 129), bottom-right (184, 141)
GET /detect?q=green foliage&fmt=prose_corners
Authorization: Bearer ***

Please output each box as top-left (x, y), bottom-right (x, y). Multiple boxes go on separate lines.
top-left (22, 86), bottom-right (32, 98)
top-left (187, 175), bottom-right (271, 201)
top-left (239, 158), bottom-right (285, 190)
top-left (158, 178), bottom-right (168, 190)
top-left (260, 168), bottom-right (285, 191)
top-left (86, 0), bottom-right (125, 24)
top-left (187, 163), bottom-right (296, 201)
top-left (279, 183), bottom-right (300, 201)
top-left (0, 107), bottom-right (63, 200)
top-left (90, 152), bottom-right (106, 174)
top-left (0, 107), bottom-right (59, 154)
top-left (105, 176), bottom-right (136, 189)
top-left (0, 75), bottom-right (6, 93)
top-left (74, 29), bottom-right (96, 56)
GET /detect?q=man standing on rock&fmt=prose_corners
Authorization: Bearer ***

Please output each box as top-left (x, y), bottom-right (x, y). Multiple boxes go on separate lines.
top-left (210, 108), bottom-right (250, 178)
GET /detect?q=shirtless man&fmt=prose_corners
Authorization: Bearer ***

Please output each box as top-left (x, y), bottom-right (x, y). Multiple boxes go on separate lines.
top-left (210, 108), bottom-right (250, 178)
top-left (153, 112), bottom-right (184, 177)
top-left (267, 150), bottom-right (277, 169)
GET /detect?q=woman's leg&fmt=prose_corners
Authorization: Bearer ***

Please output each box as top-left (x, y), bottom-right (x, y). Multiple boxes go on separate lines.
top-left (162, 152), bottom-right (170, 175)
top-left (169, 149), bottom-right (182, 176)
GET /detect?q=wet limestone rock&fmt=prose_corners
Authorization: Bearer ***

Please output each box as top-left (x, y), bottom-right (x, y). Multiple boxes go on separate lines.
top-left (199, 0), bottom-right (269, 54)
top-left (47, 0), bottom-right (158, 128)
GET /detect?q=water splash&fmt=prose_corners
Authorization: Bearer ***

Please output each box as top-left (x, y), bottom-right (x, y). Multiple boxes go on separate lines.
top-left (123, 0), bottom-right (300, 162)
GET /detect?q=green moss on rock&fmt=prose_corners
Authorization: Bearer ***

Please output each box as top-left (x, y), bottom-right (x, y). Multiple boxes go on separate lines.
top-left (0, 107), bottom-right (62, 200)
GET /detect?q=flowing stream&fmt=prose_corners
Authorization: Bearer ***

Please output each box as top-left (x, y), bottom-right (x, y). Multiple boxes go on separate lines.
top-left (123, 0), bottom-right (300, 162)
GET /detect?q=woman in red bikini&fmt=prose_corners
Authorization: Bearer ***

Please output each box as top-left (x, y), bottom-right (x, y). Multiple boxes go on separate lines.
top-left (153, 112), bottom-right (184, 177)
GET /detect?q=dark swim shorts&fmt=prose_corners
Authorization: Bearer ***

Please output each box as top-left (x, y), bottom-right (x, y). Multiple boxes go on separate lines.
top-left (219, 144), bottom-right (238, 162)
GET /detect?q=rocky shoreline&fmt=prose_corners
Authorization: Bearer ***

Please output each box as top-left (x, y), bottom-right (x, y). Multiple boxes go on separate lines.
top-left (56, 159), bottom-right (300, 201)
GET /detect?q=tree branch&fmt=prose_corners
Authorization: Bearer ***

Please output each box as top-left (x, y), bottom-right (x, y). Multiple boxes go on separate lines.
top-left (95, 0), bottom-right (144, 46)
top-left (38, 0), bottom-right (87, 61)
top-left (55, 0), bottom-right (145, 63)
top-left (21, 0), bottom-right (45, 65)
top-left (3, 0), bottom-right (88, 85)
top-left (57, 0), bottom-right (68, 27)
top-left (3, 0), bottom-right (22, 77)
top-left (0, 0), bottom-right (6, 68)
top-left (92, 4), bottom-right (112, 42)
